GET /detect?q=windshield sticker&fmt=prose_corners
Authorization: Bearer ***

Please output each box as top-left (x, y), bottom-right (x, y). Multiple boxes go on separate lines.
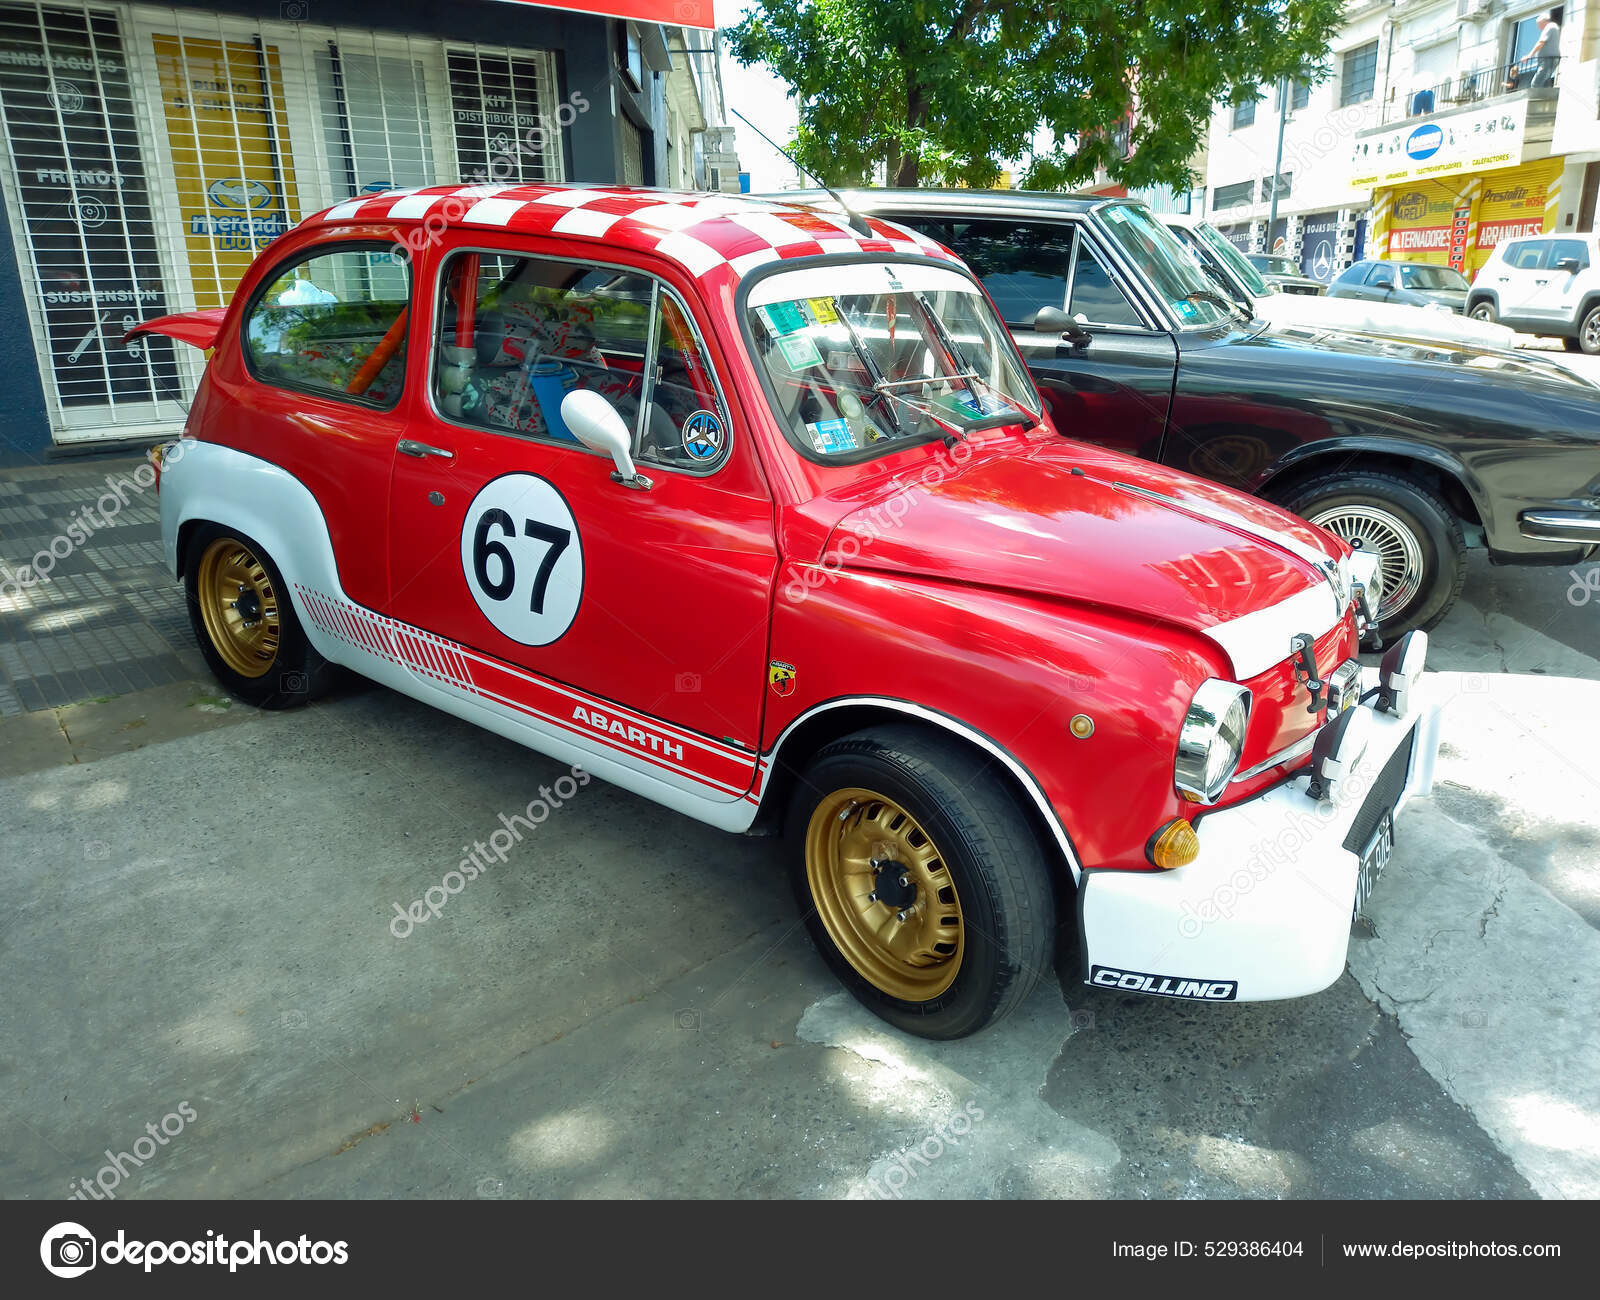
top-left (826, 350), bottom-right (867, 373)
top-left (928, 388), bottom-right (1021, 422)
top-left (681, 409), bottom-right (724, 461)
top-left (777, 332), bottom-right (824, 370)
top-left (806, 296), bottom-right (840, 325)
top-left (807, 418), bottom-right (856, 453)
top-left (757, 301), bottom-right (808, 336)
top-left (1175, 299), bottom-right (1199, 320)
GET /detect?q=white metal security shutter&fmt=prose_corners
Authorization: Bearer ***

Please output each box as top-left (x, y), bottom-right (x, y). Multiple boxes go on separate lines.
top-left (0, 1), bottom-right (186, 440)
top-left (444, 47), bottom-right (563, 184)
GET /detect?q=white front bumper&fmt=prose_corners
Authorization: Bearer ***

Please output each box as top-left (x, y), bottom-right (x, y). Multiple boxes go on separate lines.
top-left (1079, 670), bottom-right (1445, 1002)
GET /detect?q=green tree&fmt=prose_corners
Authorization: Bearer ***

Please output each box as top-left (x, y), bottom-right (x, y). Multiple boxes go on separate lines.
top-left (727, 1), bottom-right (1343, 190)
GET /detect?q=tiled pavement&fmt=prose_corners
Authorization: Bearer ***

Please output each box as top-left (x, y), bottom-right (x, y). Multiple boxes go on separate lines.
top-left (0, 457), bottom-right (201, 715)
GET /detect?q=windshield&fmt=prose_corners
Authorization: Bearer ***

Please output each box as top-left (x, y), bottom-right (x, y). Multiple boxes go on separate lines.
top-left (1253, 255), bottom-right (1300, 276)
top-left (1399, 264), bottom-right (1469, 291)
top-left (1097, 204), bottom-right (1234, 325)
top-left (1190, 221), bottom-right (1272, 297)
top-left (745, 261), bottom-right (1037, 459)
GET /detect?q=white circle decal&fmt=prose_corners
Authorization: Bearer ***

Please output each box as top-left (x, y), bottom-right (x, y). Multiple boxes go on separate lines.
top-left (460, 474), bottom-right (583, 646)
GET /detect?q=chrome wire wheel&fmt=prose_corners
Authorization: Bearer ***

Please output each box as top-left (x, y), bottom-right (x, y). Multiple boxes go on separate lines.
top-left (1308, 504), bottom-right (1425, 623)
top-left (804, 787), bottom-right (965, 1002)
top-left (195, 536), bottom-right (281, 679)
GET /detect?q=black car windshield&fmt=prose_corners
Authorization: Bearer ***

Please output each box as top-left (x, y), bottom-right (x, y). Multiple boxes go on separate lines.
top-left (1399, 264), bottom-right (1469, 291)
top-left (1097, 203), bottom-right (1234, 326)
top-left (746, 260), bottom-right (1037, 458)
top-left (1189, 221), bottom-right (1272, 297)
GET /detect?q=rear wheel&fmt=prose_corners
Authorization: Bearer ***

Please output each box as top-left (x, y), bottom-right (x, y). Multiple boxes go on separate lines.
top-left (1281, 471), bottom-right (1465, 638)
top-left (185, 525), bottom-right (336, 709)
top-left (788, 725), bottom-right (1056, 1039)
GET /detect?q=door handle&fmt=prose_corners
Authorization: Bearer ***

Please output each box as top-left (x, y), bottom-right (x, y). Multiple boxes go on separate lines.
top-left (398, 439), bottom-right (454, 461)
top-left (1534, 278), bottom-right (1548, 285)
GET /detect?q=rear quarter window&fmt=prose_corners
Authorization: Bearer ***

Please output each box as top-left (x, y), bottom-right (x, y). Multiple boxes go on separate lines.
top-left (243, 243), bottom-right (411, 408)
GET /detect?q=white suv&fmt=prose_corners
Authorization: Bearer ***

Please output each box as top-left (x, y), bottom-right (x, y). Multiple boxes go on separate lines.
top-left (1468, 235), bottom-right (1600, 354)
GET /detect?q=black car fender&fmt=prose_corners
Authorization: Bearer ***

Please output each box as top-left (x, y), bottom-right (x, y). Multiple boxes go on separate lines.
top-left (1254, 435), bottom-right (1491, 533)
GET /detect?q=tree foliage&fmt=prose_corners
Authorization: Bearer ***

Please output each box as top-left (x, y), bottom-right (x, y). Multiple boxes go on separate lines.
top-left (727, 1), bottom-right (1345, 190)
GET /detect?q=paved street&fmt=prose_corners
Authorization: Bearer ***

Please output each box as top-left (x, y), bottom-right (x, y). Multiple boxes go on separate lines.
top-left (2, 454), bottom-right (1598, 1200)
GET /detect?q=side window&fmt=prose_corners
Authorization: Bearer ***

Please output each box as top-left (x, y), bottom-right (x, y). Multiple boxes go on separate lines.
top-left (1505, 240), bottom-right (1547, 270)
top-left (937, 218), bottom-right (1074, 326)
top-left (1366, 264), bottom-right (1396, 287)
top-left (435, 251), bottom-right (728, 471)
top-left (1548, 239), bottom-right (1589, 270)
top-left (1068, 242), bottom-right (1143, 327)
top-left (244, 245), bottom-right (410, 407)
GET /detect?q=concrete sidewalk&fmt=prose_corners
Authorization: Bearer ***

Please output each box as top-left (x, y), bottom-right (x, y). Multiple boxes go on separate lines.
top-left (0, 456), bottom-right (197, 716)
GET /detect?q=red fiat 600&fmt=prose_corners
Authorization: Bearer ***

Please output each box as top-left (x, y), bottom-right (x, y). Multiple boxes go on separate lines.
top-left (132, 184), bottom-right (1444, 1039)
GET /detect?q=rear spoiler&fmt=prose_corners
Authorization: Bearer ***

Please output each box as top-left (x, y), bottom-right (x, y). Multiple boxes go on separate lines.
top-left (123, 307), bottom-right (229, 351)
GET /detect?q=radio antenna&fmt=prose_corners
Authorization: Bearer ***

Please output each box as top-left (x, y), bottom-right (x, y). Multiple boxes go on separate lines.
top-left (728, 106), bottom-right (873, 237)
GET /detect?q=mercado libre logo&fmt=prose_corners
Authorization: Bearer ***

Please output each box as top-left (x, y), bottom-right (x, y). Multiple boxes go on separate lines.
top-left (206, 177), bottom-right (274, 211)
top-left (1405, 124), bottom-right (1443, 161)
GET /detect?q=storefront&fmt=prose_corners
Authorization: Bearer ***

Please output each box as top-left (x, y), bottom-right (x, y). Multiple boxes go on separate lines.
top-left (0, 0), bottom-right (720, 463)
top-left (1353, 97), bottom-right (1562, 280)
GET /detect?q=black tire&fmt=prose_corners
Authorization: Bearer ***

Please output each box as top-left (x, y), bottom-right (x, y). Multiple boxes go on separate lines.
top-left (1577, 305), bottom-right (1600, 356)
top-left (1469, 300), bottom-right (1497, 324)
top-left (1279, 470), bottom-right (1466, 639)
top-left (786, 724), bottom-right (1057, 1039)
top-left (1563, 336), bottom-right (1583, 353)
top-left (184, 523), bottom-right (338, 709)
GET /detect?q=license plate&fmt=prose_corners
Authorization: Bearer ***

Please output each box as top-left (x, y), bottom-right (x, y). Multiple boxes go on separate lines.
top-left (1353, 810), bottom-right (1395, 919)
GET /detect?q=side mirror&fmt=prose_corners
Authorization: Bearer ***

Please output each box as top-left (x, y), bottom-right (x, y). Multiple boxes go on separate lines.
top-left (1032, 306), bottom-right (1091, 348)
top-left (561, 389), bottom-right (652, 491)
top-left (1555, 256), bottom-right (1582, 273)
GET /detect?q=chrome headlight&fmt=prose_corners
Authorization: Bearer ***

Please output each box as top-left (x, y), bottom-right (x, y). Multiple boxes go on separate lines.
top-left (1347, 547), bottom-right (1382, 623)
top-left (1176, 680), bottom-right (1252, 804)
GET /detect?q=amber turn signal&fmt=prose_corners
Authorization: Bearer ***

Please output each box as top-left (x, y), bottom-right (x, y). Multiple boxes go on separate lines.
top-left (1147, 818), bottom-right (1200, 870)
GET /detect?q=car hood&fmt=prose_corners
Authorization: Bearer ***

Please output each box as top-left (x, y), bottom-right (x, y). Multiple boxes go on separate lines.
top-left (1242, 314), bottom-right (1597, 387)
top-left (824, 437), bottom-right (1349, 675)
top-left (1253, 290), bottom-right (1518, 349)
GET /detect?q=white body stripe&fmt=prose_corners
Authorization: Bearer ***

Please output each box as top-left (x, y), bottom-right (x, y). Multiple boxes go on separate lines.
top-left (1202, 581), bottom-right (1342, 679)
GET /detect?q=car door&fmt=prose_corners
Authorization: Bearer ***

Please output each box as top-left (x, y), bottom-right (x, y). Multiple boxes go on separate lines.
top-left (1527, 238), bottom-right (1590, 324)
top-left (909, 214), bottom-right (1176, 461)
top-left (1486, 239), bottom-right (1550, 324)
top-left (383, 238), bottom-right (776, 799)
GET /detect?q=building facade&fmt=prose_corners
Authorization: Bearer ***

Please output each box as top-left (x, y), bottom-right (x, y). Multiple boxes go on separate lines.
top-left (0, 0), bottom-right (738, 464)
top-left (1201, 0), bottom-right (1600, 286)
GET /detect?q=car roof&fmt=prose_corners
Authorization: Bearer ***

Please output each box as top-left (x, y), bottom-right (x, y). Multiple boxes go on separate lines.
top-left (303, 182), bottom-right (957, 284)
top-left (769, 187), bottom-right (1107, 220)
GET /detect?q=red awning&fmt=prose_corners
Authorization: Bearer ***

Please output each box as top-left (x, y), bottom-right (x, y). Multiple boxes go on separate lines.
top-left (493, 0), bottom-right (717, 30)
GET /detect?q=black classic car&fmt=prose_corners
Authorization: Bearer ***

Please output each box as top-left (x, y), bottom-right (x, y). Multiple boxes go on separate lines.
top-left (781, 189), bottom-right (1600, 637)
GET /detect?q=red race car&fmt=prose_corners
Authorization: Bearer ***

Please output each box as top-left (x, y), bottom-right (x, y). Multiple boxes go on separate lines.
top-left (131, 183), bottom-right (1444, 1039)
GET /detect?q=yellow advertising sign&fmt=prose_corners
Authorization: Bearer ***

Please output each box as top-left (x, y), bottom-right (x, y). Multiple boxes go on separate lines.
top-left (152, 35), bottom-right (298, 307)
top-left (1378, 158), bottom-right (1559, 278)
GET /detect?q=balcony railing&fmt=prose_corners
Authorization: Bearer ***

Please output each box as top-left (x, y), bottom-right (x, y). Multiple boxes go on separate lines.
top-left (1381, 58), bottom-right (1558, 124)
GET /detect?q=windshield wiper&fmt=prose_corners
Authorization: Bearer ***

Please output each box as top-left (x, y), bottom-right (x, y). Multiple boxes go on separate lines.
top-left (1182, 288), bottom-right (1249, 321)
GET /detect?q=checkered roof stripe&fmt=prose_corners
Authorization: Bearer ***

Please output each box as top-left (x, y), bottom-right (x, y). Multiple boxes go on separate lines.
top-left (308, 184), bottom-right (957, 284)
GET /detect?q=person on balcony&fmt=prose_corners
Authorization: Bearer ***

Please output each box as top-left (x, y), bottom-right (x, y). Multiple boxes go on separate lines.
top-left (1506, 13), bottom-right (1560, 91)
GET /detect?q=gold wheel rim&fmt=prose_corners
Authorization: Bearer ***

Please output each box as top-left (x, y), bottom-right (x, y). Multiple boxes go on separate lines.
top-left (805, 787), bottom-right (965, 1001)
top-left (196, 537), bottom-right (281, 679)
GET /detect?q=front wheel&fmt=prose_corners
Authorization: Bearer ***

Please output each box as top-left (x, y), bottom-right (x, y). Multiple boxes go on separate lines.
top-left (1282, 471), bottom-right (1466, 638)
top-left (788, 725), bottom-right (1057, 1039)
top-left (1469, 300), bottom-right (1498, 324)
top-left (1576, 305), bottom-right (1600, 356)
top-left (185, 525), bottom-right (338, 709)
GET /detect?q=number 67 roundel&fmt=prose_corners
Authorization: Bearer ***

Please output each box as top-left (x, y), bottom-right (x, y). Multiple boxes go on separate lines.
top-left (460, 473), bottom-right (584, 646)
